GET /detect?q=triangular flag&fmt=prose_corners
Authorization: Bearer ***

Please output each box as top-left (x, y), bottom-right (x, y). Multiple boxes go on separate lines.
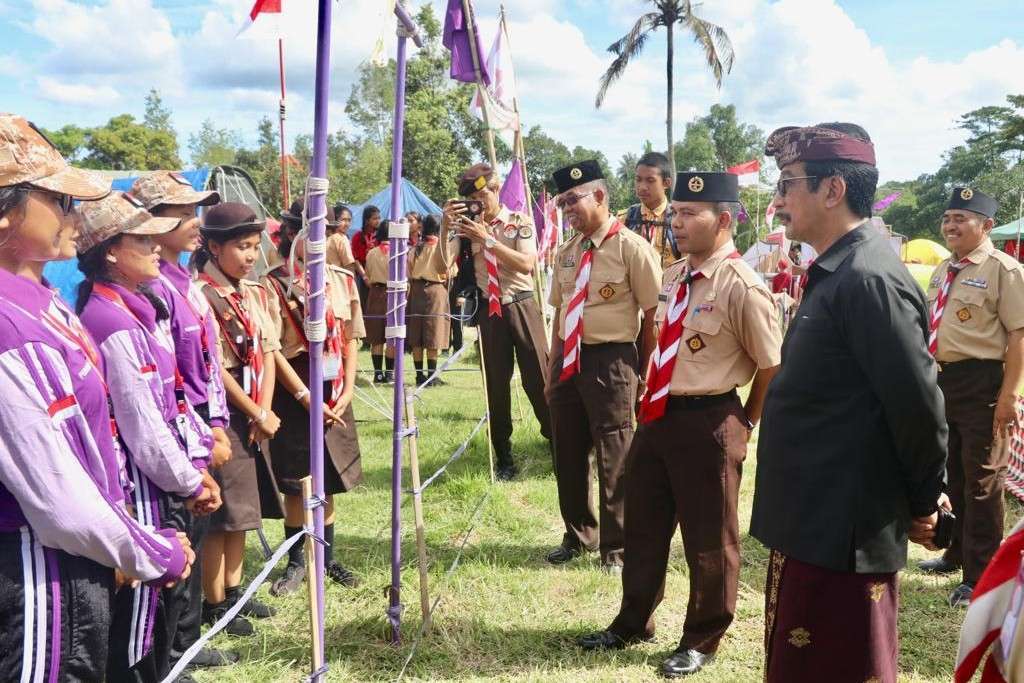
top-left (499, 158), bottom-right (527, 213)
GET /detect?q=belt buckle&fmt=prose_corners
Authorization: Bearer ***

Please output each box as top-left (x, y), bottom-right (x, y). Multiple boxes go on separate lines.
top-left (500, 294), bottom-right (513, 305)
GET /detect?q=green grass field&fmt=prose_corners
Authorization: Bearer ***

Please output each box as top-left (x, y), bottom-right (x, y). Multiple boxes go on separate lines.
top-left (189, 337), bottom-right (1017, 682)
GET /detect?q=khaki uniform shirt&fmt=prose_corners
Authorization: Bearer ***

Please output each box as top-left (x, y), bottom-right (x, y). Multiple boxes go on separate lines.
top-left (365, 245), bottom-right (390, 285)
top-left (550, 216), bottom-right (662, 343)
top-left (654, 240), bottom-right (782, 395)
top-left (263, 265), bottom-right (367, 360)
top-left (470, 205), bottom-right (537, 296)
top-left (326, 232), bottom-right (356, 269)
top-left (410, 236), bottom-right (455, 283)
top-left (617, 198), bottom-right (676, 269)
top-left (927, 238), bottom-right (1024, 363)
top-left (200, 261), bottom-right (282, 371)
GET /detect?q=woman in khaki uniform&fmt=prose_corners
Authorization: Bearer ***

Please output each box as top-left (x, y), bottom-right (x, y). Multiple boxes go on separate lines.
top-left (263, 217), bottom-right (365, 595)
top-left (195, 203), bottom-right (282, 635)
top-left (364, 220), bottom-right (394, 383)
top-left (408, 214), bottom-right (455, 385)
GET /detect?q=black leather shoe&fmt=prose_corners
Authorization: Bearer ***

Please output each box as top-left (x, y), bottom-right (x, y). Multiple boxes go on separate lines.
top-left (950, 582), bottom-right (974, 608)
top-left (186, 647), bottom-right (240, 668)
top-left (577, 630), bottom-right (629, 651)
top-left (546, 544), bottom-right (582, 564)
top-left (661, 649), bottom-right (715, 678)
top-left (496, 463), bottom-right (517, 481)
top-left (918, 556), bottom-right (960, 574)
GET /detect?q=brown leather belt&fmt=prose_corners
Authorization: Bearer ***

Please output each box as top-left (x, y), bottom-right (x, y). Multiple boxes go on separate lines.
top-left (665, 390), bottom-right (739, 411)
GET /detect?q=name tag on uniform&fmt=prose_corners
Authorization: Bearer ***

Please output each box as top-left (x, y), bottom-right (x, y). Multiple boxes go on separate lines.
top-left (962, 278), bottom-right (988, 289)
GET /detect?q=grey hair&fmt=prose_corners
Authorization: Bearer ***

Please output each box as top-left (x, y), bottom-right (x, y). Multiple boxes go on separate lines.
top-left (716, 201), bottom-right (741, 233)
top-left (577, 179), bottom-right (610, 206)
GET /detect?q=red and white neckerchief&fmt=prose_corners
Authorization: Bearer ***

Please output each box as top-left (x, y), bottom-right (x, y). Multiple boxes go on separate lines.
top-left (559, 221), bottom-right (624, 381)
top-left (638, 251), bottom-right (741, 423)
top-left (928, 257), bottom-right (971, 356)
top-left (484, 218), bottom-right (503, 318)
top-left (200, 275), bottom-right (264, 404)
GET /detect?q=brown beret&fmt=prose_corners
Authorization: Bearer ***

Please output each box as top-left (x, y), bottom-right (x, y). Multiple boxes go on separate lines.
top-left (458, 163), bottom-right (495, 197)
top-left (201, 202), bottom-right (265, 235)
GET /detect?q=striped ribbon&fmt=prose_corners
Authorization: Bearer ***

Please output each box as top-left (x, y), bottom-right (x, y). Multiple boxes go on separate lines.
top-left (928, 258), bottom-right (970, 355)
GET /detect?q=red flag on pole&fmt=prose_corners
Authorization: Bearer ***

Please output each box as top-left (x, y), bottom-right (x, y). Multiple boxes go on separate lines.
top-left (238, 0), bottom-right (281, 36)
top-left (727, 159), bottom-right (761, 187)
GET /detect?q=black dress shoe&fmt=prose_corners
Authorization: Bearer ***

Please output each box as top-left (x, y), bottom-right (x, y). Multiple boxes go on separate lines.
top-left (546, 544), bottom-right (582, 564)
top-left (918, 556), bottom-right (960, 574)
top-left (661, 648), bottom-right (715, 678)
top-left (950, 582), bottom-right (974, 608)
top-left (578, 630), bottom-right (629, 650)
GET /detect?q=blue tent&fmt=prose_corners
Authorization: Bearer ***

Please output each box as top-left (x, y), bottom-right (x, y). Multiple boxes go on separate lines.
top-left (44, 166), bottom-right (267, 305)
top-left (345, 179), bottom-right (442, 234)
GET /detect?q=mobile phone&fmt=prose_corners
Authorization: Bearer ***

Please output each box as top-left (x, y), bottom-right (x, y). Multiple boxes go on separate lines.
top-left (932, 508), bottom-right (956, 549)
top-left (450, 199), bottom-right (484, 220)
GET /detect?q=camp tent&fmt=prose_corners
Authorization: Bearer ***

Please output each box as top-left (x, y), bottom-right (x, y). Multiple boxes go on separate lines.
top-left (344, 179), bottom-right (442, 234)
top-left (901, 238), bottom-right (950, 265)
top-left (989, 218), bottom-right (1024, 243)
top-left (44, 166), bottom-right (273, 305)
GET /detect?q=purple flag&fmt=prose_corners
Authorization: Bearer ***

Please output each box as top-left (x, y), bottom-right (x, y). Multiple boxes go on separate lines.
top-left (499, 158), bottom-right (526, 213)
top-left (442, 0), bottom-right (491, 86)
top-left (872, 192), bottom-right (902, 213)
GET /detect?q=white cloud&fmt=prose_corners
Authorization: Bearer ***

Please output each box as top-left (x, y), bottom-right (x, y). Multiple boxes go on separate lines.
top-left (36, 76), bottom-right (122, 106)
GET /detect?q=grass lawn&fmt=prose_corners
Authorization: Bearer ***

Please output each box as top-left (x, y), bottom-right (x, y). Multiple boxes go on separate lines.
top-left (191, 334), bottom-right (1019, 682)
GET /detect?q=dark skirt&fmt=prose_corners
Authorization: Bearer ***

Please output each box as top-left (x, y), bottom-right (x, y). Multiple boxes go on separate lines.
top-left (365, 283), bottom-right (388, 346)
top-left (764, 550), bottom-right (899, 683)
top-left (408, 280), bottom-right (450, 350)
top-left (269, 352), bottom-right (363, 497)
top-left (209, 388), bottom-right (284, 532)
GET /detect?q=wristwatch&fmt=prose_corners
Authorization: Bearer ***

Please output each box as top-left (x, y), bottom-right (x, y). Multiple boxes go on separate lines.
top-left (484, 236), bottom-right (498, 249)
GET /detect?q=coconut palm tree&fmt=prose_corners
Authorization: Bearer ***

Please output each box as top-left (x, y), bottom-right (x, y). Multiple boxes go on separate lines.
top-left (595, 0), bottom-right (734, 175)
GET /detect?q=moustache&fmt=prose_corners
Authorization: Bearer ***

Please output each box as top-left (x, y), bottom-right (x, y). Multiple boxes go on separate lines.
top-left (776, 213), bottom-right (792, 223)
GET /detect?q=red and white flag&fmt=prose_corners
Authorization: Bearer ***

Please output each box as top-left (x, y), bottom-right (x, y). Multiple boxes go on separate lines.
top-left (237, 0), bottom-right (281, 36)
top-left (727, 159), bottom-right (760, 187)
top-left (765, 202), bottom-right (777, 228)
top-left (955, 517), bottom-right (1024, 682)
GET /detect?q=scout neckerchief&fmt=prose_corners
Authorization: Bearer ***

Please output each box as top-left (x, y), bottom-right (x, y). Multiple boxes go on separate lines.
top-left (92, 283), bottom-right (192, 448)
top-left (199, 274), bottom-right (264, 404)
top-left (559, 221), bottom-right (624, 381)
top-left (266, 268), bottom-right (348, 409)
top-left (484, 217), bottom-right (503, 317)
top-left (639, 251), bottom-right (740, 423)
top-left (928, 257), bottom-right (972, 356)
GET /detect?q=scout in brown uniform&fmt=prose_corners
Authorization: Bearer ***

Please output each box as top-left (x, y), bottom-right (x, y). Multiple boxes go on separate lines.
top-left (196, 203), bottom-right (282, 635)
top-left (262, 215), bottom-right (366, 595)
top-left (408, 214), bottom-right (455, 386)
top-left (364, 221), bottom-right (395, 383)
top-left (616, 151), bottom-right (678, 269)
top-left (327, 202), bottom-right (368, 285)
top-left (545, 160), bottom-right (662, 569)
top-left (919, 187), bottom-right (1024, 608)
top-left (445, 163), bottom-right (552, 480)
top-left (579, 172), bottom-right (782, 677)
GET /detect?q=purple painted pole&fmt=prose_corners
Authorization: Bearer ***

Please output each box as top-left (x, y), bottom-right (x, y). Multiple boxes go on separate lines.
top-left (307, 0), bottom-right (332, 676)
top-left (386, 16), bottom-right (411, 647)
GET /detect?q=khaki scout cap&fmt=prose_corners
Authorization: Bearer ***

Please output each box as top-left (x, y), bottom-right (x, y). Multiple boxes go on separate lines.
top-left (130, 170), bottom-right (219, 210)
top-left (76, 191), bottom-right (180, 252)
top-left (0, 113), bottom-right (109, 200)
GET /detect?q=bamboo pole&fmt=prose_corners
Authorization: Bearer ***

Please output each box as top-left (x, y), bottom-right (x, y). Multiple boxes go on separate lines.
top-left (462, 0), bottom-right (497, 168)
top-left (278, 37), bottom-right (290, 209)
top-left (300, 476), bottom-right (324, 673)
top-left (404, 389), bottom-right (432, 632)
top-left (475, 326), bottom-right (497, 483)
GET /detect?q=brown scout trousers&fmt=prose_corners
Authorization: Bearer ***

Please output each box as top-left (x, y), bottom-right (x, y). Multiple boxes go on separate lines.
top-left (938, 358), bottom-right (1009, 584)
top-left (476, 296), bottom-right (552, 461)
top-left (609, 393), bottom-right (746, 652)
top-left (548, 341), bottom-right (638, 565)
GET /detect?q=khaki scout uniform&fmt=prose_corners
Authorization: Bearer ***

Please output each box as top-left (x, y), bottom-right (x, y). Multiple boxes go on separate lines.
top-left (326, 232), bottom-right (357, 269)
top-left (263, 264), bottom-right (367, 496)
top-left (548, 216), bottom-right (662, 565)
top-left (199, 261), bottom-right (284, 528)
top-left (608, 239), bottom-right (781, 651)
top-left (617, 197), bottom-right (677, 269)
top-left (363, 244), bottom-right (390, 346)
top-left (468, 206), bottom-right (552, 466)
top-left (927, 237), bottom-right (1024, 584)
top-left (408, 235), bottom-right (455, 350)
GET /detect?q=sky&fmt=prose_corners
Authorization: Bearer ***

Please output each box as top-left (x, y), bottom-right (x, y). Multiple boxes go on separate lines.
top-left (1, 0), bottom-right (1022, 185)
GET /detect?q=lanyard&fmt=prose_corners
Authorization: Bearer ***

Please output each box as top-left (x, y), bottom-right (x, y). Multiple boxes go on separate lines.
top-left (159, 273), bottom-right (213, 377)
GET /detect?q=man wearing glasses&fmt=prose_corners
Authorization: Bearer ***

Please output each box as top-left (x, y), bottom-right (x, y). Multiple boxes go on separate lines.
top-left (750, 123), bottom-right (948, 682)
top-left (545, 160), bottom-right (661, 572)
top-left (444, 163), bottom-right (552, 481)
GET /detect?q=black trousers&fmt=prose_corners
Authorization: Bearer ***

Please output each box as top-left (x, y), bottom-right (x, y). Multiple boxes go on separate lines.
top-left (0, 529), bottom-right (114, 682)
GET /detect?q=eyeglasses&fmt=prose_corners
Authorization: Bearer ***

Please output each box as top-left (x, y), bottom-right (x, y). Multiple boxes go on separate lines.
top-left (556, 191), bottom-right (596, 210)
top-left (775, 176), bottom-right (818, 197)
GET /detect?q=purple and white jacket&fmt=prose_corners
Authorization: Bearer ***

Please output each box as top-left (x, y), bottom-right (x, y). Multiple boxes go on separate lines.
top-left (150, 259), bottom-right (228, 428)
top-left (0, 269), bottom-right (186, 585)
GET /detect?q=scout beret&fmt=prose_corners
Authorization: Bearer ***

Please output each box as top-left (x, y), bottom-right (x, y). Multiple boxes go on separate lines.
top-left (672, 172), bottom-right (739, 202)
top-left (280, 199), bottom-right (304, 224)
top-left (947, 187), bottom-right (998, 219)
top-left (458, 163), bottom-right (495, 197)
top-left (552, 159), bottom-right (604, 195)
top-left (201, 202), bottom-right (265, 235)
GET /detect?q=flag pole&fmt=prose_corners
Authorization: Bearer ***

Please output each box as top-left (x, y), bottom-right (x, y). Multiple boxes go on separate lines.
top-left (462, 0), bottom-right (497, 168)
top-left (306, 0), bottom-right (333, 679)
top-left (278, 37), bottom-right (290, 209)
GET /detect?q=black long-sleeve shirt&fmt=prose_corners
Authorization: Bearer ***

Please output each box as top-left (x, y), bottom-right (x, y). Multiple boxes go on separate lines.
top-left (750, 224), bottom-right (948, 573)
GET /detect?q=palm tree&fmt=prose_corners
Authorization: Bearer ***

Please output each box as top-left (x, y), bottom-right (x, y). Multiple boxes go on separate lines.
top-left (595, 0), bottom-right (734, 175)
